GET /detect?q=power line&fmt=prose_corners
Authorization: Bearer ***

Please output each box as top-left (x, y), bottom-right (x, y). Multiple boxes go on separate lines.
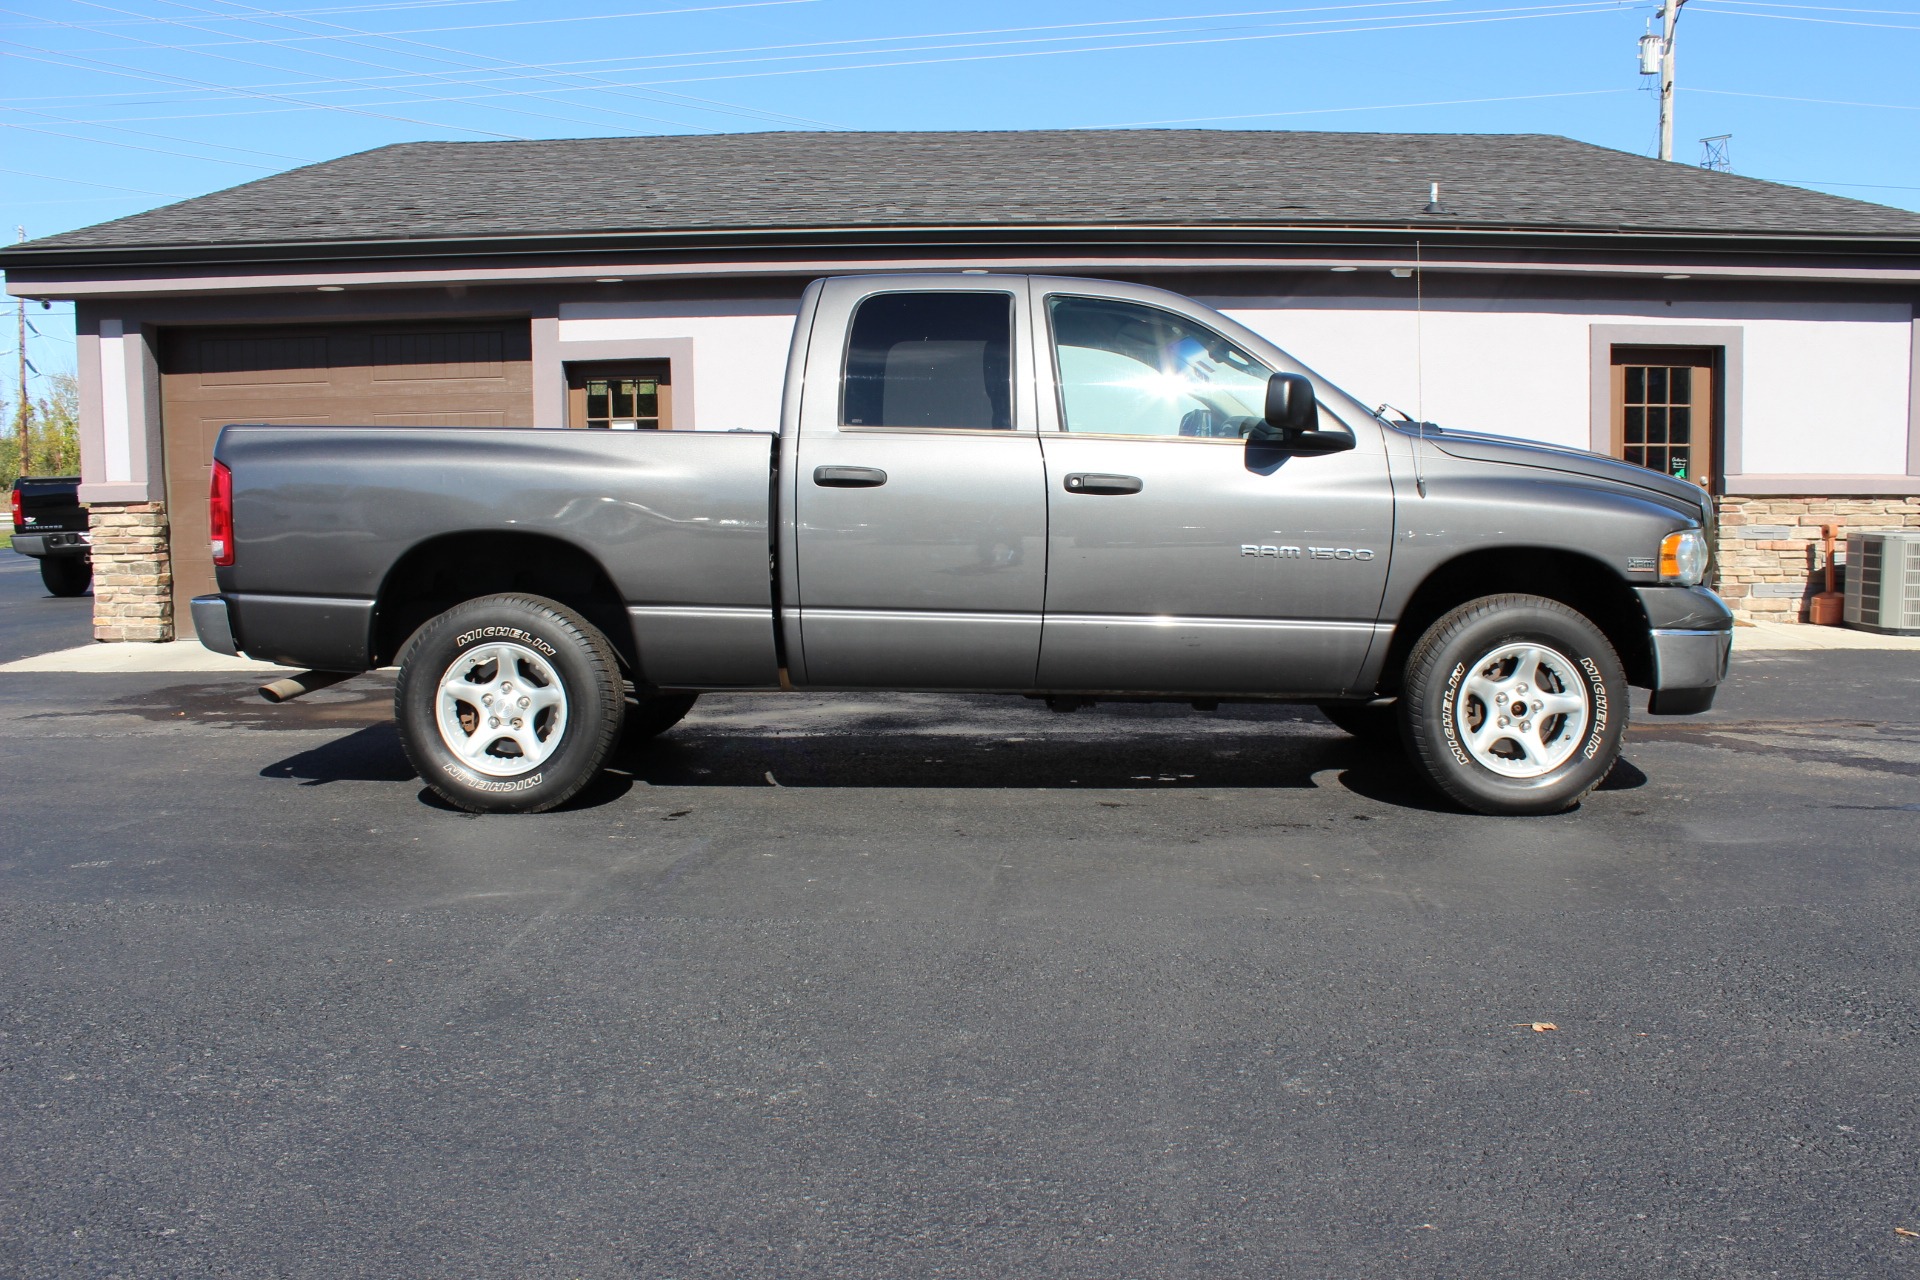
top-left (1767, 177), bottom-right (1920, 189)
top-left (0, 165), bottom-right (185, 196)
top-left (66, 0), bottom-right (716, 134)
top-left (178, 0), bottom-right (840, 131)
top-left (2, 103), bottom-right (311, 160)
top-left (31, 0), bottom-right (824, 52)
top-left (1691, 3), bottom-right (1920, 26)
top-left (1687, 86), bottom-right (1920, 109)
top-left (1, 6), bottom-right (540, 138)
top-left (0, 0), bottom-right (1630, 118)
top-left (0, 120), bottom-right (292, 167)
top-left (0, 0), bottom-right (514, 29)
top-left (602, 3), bottom-right (1629, 89)
top-left (1696, 0), bottom-right (1920, 13)
top-left (1096, 87), bottom-right (1631, 126)
top-left (0, 0), bottom-right (1609, 103)
top-left (0, 38), bottom-right (524, 138)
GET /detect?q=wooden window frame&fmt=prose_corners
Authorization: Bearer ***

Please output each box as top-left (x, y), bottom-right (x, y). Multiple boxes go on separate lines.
top-left (565, 360), bottom-right (674, 430)
top-left (1608, 344), bottom-right (1722, 492)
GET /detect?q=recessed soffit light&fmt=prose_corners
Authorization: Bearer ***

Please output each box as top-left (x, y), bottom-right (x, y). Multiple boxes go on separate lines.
top-left (595, 277), bottom-right (625, 283)
top-left (1663, 273), bottom-right (1692, 280)
top-left (316, 285), bottom-right (345, 292)
top-left (1329, 266), bottom-right (1358, 273)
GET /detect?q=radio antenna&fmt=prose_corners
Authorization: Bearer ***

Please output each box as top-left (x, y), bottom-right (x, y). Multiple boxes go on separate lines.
top-left (1413, 238), bottom-right (1428, 498)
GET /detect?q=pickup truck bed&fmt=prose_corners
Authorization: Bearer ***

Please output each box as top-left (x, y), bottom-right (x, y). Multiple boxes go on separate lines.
top-left (214, 426), bottom-right (778, 682)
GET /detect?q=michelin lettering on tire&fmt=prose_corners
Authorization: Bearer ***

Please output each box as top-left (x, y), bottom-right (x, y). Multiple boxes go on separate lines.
top-left (1580, 656), bottom-right (1609, 760)
top-left (1440, 662), bottom-right (1471, 767)
top-left (440, 760), bottom-right (545, 793)
top-left (454, 625), bottom-right (556, 657)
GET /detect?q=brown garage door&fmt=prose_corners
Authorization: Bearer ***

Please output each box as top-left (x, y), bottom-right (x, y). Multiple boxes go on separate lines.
top-left (160, 321), bottom-right (532, 633)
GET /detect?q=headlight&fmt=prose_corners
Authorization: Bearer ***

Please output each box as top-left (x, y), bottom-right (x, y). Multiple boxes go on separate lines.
top-left (1659, 527), bottom-right (1710, 585)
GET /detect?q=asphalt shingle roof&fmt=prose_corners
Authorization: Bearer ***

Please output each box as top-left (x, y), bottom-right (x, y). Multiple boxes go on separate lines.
top-left (18, 130), bottom-right (1920, 254)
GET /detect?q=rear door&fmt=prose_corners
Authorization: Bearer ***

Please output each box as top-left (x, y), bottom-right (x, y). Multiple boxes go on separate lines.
top-left (789, 277), bottom-right (1046, 690)
top-left (1033, 286), bottom-right (1395, 697)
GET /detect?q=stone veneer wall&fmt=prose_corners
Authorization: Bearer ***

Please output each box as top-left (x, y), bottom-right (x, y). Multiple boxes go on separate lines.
top-left (1714, 496), bottom-right (1920, 622)
top-left (88, 501), bottom-right (173, 642)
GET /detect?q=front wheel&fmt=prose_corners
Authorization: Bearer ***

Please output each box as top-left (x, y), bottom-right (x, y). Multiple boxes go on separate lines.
top-left (394, 594), bottom-right (625, 813)
top-left (40, 555), bottom-right (91, 597)
top-left (1401, 594), bottom-right (1627, 816)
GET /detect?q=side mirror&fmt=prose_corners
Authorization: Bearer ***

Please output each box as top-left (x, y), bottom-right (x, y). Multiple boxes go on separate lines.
top-left (1263, 372), bottom-right (1317, 435)
top-left (1252, 372), bottom-right (1356, 455)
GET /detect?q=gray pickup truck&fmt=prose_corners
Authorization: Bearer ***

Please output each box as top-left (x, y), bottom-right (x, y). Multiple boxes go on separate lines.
top-left (196, 273), bottom-right (1730, 815)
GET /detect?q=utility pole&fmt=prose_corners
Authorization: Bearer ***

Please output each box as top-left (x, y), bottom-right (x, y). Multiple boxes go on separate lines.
top-left (1658, 0), bottom-right (1687, 162)
top-left (13, 227), bottom-right (28, 481)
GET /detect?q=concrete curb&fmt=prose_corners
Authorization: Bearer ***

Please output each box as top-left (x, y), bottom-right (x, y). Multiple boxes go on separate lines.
top-left (0, 641), bottom-right (295, 674)
top-left (1733, 622), bottom-right (1920, 652)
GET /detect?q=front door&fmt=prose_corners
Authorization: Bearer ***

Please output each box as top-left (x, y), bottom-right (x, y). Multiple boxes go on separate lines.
top-left (791, 280), bottom-right (1047, 689)
top-left (1034, 291), bottom-right (1395, 697)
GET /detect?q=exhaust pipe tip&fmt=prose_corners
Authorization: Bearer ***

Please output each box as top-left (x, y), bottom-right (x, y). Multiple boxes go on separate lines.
top-left (259, 670), bottom-right (354, 704)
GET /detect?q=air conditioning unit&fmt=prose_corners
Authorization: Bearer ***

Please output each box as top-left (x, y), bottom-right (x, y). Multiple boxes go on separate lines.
top-left (1843, 530), bottom-right (1920, 636)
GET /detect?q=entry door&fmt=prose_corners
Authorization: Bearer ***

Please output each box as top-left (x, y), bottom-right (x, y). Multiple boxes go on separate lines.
top-left (1610, 346), bottom-right (1718, 489)
top-left (1034, 292), bottom-right (1394, 697)
top-left (792, 281), bottom-right (1047, 690)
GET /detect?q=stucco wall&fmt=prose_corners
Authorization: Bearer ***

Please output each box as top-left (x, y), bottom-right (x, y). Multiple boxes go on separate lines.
top-left (556, 300), bottom-right (798, 432)
top-left (553, 292), bottom-right (1914, 488)
top-left (1213, 296), bottom-right (1915, 479)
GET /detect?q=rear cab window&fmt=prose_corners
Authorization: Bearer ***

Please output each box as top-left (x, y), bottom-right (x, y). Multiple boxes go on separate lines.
top-left (841, 292), bottom-right (1015, 431)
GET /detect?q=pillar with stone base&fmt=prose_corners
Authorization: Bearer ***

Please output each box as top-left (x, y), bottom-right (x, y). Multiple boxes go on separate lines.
top-left (87, 501), bottom-right (173, 642)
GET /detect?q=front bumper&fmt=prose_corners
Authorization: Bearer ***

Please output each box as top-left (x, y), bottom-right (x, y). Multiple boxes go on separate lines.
top-left (1637, 585), bottom-right (1733, 715)
top-left (191, 594), bottom-right (241, 657)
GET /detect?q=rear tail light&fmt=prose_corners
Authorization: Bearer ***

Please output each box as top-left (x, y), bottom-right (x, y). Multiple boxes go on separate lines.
top-left (8, 487), bottom-right (21, 533)
top-left (209, 460), bottom-right (234, 567)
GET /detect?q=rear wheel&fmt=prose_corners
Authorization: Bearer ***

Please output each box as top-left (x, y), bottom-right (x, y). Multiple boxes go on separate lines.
top-left (40, 556), bottom-right (90, 597)
top-left (394, 594), bottom-right (625, 813)
top-left (1401, 594), bottom-right (1626, 816)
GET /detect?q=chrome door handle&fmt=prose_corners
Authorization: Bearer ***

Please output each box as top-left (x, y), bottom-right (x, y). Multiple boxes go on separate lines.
top-left (1063, 472), bottom-right (1143, 495)
top-left (813, 465), bottom-right (889, 488)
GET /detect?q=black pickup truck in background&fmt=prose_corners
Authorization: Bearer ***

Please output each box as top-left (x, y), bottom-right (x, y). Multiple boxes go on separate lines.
top-left (10, 476), bottom-right (91, 597)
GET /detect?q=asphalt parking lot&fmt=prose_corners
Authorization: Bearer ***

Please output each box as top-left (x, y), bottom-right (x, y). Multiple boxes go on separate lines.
top-left (3, 554), bottom-right (1918, 1278)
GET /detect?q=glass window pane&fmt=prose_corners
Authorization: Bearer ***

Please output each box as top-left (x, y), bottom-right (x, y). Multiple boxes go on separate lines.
top-left (843, 292), bottom-right (1013, 429)
top-left (1048, 295), bottom-right (1277, 438)
top-left (1624, 406), bottom-right (1644, 444)
top-left (635, 380), bottom-right (657, 419)
top-left (1670, 366), bottom-right (1692, 404)
top-left (611, 381), bottom-right (635, 419)
top-left (586, 381), bottom-right (609, 421)
top-left (1625, 367), bottom-right (1644, 403)
top-left (1648, 367), bottom-right (1668, 402)
top-left (1669, 406), bottom-right (1691, 443)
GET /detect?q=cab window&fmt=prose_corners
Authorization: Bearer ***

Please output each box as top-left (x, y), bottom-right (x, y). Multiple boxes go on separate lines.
top-left (1048, 295), bottom-right (1272, 439)
top-left (842, 292), bottom-right (1014, 430)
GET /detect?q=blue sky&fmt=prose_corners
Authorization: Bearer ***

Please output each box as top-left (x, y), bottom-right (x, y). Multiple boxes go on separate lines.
top-left (5, 0), bottom-right (1919, 379)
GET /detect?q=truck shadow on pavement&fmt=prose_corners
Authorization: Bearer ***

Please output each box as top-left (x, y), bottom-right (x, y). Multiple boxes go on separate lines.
top-left (256, 717), bottom-right (1645, 814)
